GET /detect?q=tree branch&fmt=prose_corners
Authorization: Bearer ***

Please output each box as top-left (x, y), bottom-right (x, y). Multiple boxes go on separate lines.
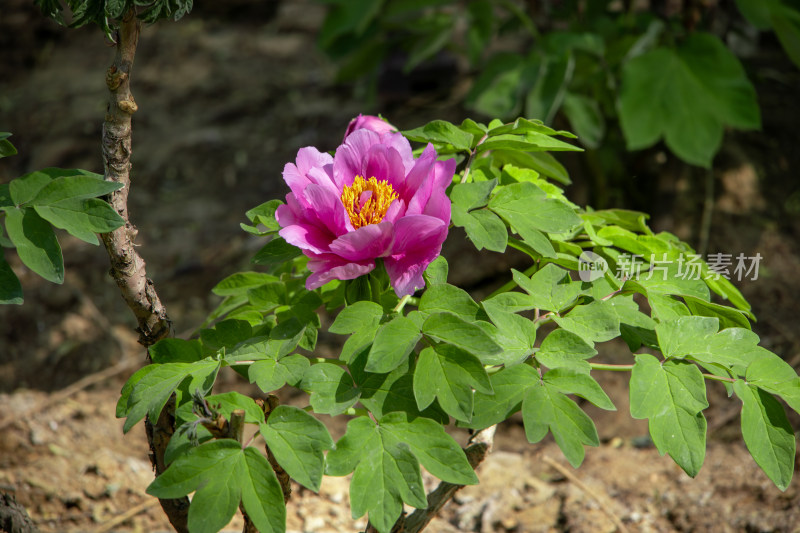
top-left (100, 9), bottom-right (170, 347)
top-left (99, 9), bottom-right (185, 533)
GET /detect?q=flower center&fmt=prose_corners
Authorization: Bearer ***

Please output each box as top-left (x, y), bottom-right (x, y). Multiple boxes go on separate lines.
top-left (341, 176), bottom-right (398, 229)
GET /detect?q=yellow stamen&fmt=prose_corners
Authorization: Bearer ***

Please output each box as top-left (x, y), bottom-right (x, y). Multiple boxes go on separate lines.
top-left (341, 176), bottom-right (398, 229)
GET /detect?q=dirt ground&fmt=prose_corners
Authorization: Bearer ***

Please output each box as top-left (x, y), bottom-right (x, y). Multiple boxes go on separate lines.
top-left (2, 1), bottom-right (800, 532)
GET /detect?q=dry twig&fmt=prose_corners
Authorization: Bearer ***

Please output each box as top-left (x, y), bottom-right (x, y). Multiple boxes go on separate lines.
top-left (543, 455), bottom-right (630, 533)
top-left (91, 498), bottom-right (160, 533)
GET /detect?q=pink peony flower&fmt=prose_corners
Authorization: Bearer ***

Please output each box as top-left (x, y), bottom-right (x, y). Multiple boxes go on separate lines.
top-left (276, 128), bottom-right (455, 297)
top-left (343, 114), bottom-right (397, 141)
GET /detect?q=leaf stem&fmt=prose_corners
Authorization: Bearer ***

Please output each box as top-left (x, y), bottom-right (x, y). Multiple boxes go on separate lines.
top-left (589, 363), bottom-right (634, 371)
top-left (393, 294), bottom-right (411, 313)
top-left (702, 372), bottom-right (738, 384)
top-left (460, 133), bottom-right (488, 184)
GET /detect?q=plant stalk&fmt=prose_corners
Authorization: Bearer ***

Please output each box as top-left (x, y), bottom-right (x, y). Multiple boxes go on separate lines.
top-left (98, 10), bottom-right (186, 532)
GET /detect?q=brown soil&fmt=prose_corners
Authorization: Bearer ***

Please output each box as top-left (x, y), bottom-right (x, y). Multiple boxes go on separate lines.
top-left (1, 1), bottom-right (800, 532)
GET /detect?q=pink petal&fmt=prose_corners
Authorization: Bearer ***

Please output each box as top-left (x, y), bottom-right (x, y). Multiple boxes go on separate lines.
top-left (303, 183), bottom-right (349, 236)
top-left (283, 147), bottom-right (335, 199)
top-left (364, 144), bottom-right (407, 193)
top-left (329, 222), bottom-right (394, 261)
top-left (403, 145), bottom-right (437, 216)
top-left (385, 215), bottom-right (448, 296)
top-left (279, 223), bottom-right (334, 255)
top-left (381, 132), bottom-right (416, 175)
top-left (423, 189), bottom-right (451, 226)
top-left (333, 129), bottom-right (380, 189)
top-left (306, 253), bottom-right (375, 290)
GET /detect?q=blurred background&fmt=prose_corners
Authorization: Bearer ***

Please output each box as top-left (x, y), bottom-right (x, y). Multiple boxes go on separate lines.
top-left (1, 0), bottom-right (800, 531)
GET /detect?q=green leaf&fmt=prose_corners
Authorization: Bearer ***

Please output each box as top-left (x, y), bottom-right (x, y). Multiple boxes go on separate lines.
top-left (366, 315), bottom-right (421, 373)
top-left (522, 381), bottom-right (599, 467)
top-left (329, 301), bottom-right (383, 334)
top-left (772, 5), bottom-right (800, 69)
top-left (466, 53), bottom-right (526, 118)
top-left (682, 295), bottom-right (751, 330)
top-left (149, 338), bottom-right (204, 364)
top-left (544, 368), bottom-right (615, 410)
top-left (489, 182), bottom-right (581, 235)
top-left (0, 132), bottom-right (17, 159)
top-left (34, 198), bottom-right (124, 245)
top-left (450, 179), bottom-right (497, 210)
top-left (30, 173), bottom-right (120, 204)
top-left (380, 412), bottom-right (478, 484)
top-left (451, 206), bottom-right (508, 252)
top-left (179, 391), bottom-right (265, 425)
top-left (9, 170), bottom-right (57, 206)
top-left (553, 301), bottom-right (621, 344)
top-left (423, 255), bottom-right (448, 286)
top-left (200, 319), bottom-right (255, 353)
top-left (325, 416), bottom-right (427, 533)
top-left (481, 300), bottom-right (537, 365)
top-left (147, 440), bottom-right (286, 533)
top-left (116, 365), bottom-right (158, 418)
top-left (656, 316), bottom-right (719, 359)
top-left (525, 53), bottom-right (574, 124)
top-left (562, 92), bottom-right (605, 149)
top-left (212, 272), bottom-right (280, 297)
top-left (422, 312), bottom-right (502, 359)
top-left (535, 329), bottom-right (596, 373)
top-left (402, 120), bottom-right (474, 152)
top-left (630, 355), bottom-right (708, 476)
top-left (734, 381), bottom-right (795, 491)
top-left (0, 253), bottom-right (23, 304)
top-left (419, 283), bottom-right (483, 321)
top-left (469, 364), bottom-right (540, 430)
top-left (260, 406), bottom-right (333, 492)
top-left (249, 354), bottom-right (310, 392)
top-left (413, 344), bottom-right (492, 422)
top-left (619, 33), bottom-right (760, 167)
top-left (252, 237), bottom-right (302, 269)
top-left (244, 199), bottom-right (283, 234)
top-left (4, 207), bottom-right (64, 284)
top-left (303, 362), bottom-right (360, 415)
top-left (122, 360), bottom-right (220, 433)
top-left (511, 264), bottom-right (581, 312)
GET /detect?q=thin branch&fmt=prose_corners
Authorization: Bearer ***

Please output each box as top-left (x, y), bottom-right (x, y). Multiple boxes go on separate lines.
top-left (98, 10), bottom-right (185, 532)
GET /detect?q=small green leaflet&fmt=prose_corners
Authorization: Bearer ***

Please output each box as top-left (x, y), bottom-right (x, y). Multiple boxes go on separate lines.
top-left (511, 264), bottom-right (582, 312)
top-left (629, 354), bottom-right (708, 477)
top-left (656, 316), bottom-right (718, 359)
top-left (402, 120), bottom-right (474, 151)
top-left (489, 182), bottom-right (581, 237)
top-left (120, 359), bottom-right (220, 433)
top-left (468, 364), bottom-right (539, 430)
top-left (553, 300), bottom-right (621, 344)
top-left (734, 381), bottom-right (796, 491)
top-left (147, 440), bottom-right (286, 533)
top-left (481, 299), bottom-right (537, 366)
top-left (413, 344), bottom-right (492, 422)
top-left (535, 329), bottom-right (596, 373)
top-left (366, 315), bottom-right (421, 373)
top-left (326, 413), bottom-right (476, 533)
top-left (4, 208), bottom-right (64, 284)
top-left (422, 311), bottom-right (502, 358)
top-left (0, 132), bottom-right (17, 159)
top-left (418, 283), bottom-right (484, 321)
top-left (521, 367), bottom-right (614, 468)
top-left (0, 253), bottom-right (23, 305)
top-left (260, 406), bottom-right (334, 492)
